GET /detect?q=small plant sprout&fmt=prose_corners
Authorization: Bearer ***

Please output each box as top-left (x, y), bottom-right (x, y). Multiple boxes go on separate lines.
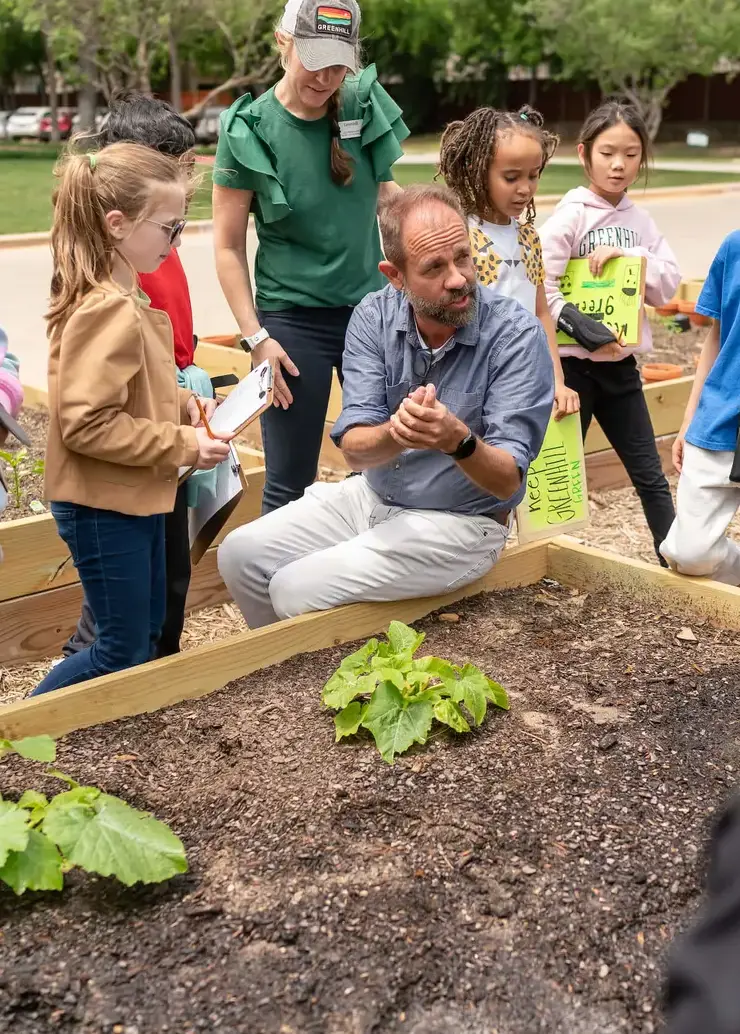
top-left (0, 736), bottom-right (187, 894)
top-left (0, 449), bottom-right (44, 509)
top-left (322, 621), bottom-right (509, 764)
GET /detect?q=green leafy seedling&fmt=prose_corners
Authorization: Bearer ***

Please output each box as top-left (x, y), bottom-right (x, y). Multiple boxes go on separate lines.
top-left (0, 736), bottom-right (187, 895)
top-left (322, 621), bottom-right (509, 764)
top-left (0, 449), bottom-right (45, 509)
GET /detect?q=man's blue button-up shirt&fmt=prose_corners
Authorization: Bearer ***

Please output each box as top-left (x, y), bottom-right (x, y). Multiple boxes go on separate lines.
top-left (331, 284), bottom-right (554, 515)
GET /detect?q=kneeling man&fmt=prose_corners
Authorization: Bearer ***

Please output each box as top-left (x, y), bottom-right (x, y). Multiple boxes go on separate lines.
top-left (218, 184), bottom-right (554, 627)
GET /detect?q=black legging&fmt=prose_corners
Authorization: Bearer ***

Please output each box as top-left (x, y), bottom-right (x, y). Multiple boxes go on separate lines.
top-left (562, 354), bottom-right (675, 563)
top-left (259, 305), bottom-right (353, 514)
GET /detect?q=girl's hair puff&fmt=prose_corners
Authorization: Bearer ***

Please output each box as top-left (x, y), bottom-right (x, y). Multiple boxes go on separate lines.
top-left (47, 141), bottom-right (196, 337)
top-left (438, 104), bottom-right (559, 224)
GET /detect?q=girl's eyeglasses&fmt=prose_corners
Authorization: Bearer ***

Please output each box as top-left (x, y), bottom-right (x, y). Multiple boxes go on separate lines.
top-left (146, 218), bottom-right (187, 246)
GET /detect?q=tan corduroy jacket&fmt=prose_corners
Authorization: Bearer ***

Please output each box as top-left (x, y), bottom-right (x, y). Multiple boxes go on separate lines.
top-left (45, 284), bottom-right (200, 517)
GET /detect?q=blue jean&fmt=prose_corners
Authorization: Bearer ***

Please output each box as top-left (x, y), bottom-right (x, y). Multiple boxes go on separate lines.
top-left (259, 306), bottom-right (352, 514)
top-left (31, 504), bottom-right (166, 696)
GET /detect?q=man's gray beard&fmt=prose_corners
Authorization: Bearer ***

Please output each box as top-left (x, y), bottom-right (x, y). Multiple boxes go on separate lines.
top-left (403, 284), bottom-right (478, 328)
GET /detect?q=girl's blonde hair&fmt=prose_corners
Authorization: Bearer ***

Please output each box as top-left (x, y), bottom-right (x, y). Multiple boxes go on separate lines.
top-left (47, 141), bottom-right (196, 337)
top-left (275, 28), bottom-right (359, 187)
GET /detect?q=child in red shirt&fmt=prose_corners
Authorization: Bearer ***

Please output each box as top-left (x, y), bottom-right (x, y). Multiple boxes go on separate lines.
top-left (63, 94), bottom-right (201, 658)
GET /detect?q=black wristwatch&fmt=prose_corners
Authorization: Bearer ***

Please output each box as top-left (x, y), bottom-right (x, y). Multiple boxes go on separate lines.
top-left (446, 431), bottom-right (477, 460)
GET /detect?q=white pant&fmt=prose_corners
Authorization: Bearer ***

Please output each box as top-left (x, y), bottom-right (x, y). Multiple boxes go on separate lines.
top-left (660, 443), bottom-right (740, 584)
top-left (218, 475), bottom-right (510, 627)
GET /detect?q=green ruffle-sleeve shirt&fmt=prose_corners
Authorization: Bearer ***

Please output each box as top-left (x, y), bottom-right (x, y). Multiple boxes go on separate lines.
top-left (213, 65), bottom-right (409, 311)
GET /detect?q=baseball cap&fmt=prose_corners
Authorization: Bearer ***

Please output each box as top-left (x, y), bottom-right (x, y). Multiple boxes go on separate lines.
top-left (280, 0), bottom-right (360, 73)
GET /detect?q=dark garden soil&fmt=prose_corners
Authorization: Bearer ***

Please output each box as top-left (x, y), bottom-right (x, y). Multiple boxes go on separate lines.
top-left (2, 582), bottom-right (740, 1034)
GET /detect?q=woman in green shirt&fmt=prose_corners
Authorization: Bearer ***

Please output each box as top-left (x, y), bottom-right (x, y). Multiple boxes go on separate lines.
top-left (213, 0), bottom-right (409, 512)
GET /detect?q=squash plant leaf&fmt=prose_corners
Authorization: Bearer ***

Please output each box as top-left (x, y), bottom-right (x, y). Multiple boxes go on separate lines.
top-left (339, 638), bottom-right (379, 673)
top-left (8, 736), bottom-right (57, 763)
top-left (0, 829), bottom-right (64, 894)
top-left (446, 664), bottom-right (493, 727)
top-left (413, 656), bottom-right (456, 680)
top-left (387, 621), bottom-right (425, 657)
top-left (334, 701), bottom-right (365, 742)
top-left (322, 624), bottom-right (507, 762)
top-left (433, 699), bottom-right (471, 733)
top-left (43, 791), bottom-right (187, 886)
top-left (361, 681), bottom-right (433, 764)
top-left (0, 801), bottom-right (30, 867)
top-left (485, 679), bottom-right (510, 711)
top-left (322, 671), bottom-right (364, 710)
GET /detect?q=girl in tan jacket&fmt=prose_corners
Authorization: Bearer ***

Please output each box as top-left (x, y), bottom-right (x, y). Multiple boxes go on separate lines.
top-left (32, 142), bottom-right (231, 696)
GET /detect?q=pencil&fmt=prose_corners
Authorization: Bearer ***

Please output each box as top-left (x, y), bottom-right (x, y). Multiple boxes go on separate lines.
top-left (194, 396), bottom-right (215, 440)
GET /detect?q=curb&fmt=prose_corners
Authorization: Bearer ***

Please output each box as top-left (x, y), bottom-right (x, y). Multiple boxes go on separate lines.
top-left (2, 180), bottom-right (738, 250)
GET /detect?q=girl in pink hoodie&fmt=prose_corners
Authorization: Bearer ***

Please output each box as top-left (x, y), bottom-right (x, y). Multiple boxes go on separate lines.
top-left (540, 101), bottom-right (680, 564)
top-left (0, 327), bottom-right (23, 440)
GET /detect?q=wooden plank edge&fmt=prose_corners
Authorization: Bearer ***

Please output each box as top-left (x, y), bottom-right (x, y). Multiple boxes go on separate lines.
top-left (584, 376), bottom-right (691, 454)
top-left (0, 468), bottom-right (266, 604)
top-left (586, 435), bottom-right (675, 493)
top-left (546, 536), bottom-right (740, 630)
top-left (20, 384), bottom-right (49, 408)
top-left (0, 540), bottom-right (549, 740)
top-left (0, 545), bottom-right (235, 664)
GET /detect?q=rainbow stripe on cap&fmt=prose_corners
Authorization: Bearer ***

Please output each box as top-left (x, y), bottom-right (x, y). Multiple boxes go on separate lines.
top-left (317, 5), bottom-right (352, 25)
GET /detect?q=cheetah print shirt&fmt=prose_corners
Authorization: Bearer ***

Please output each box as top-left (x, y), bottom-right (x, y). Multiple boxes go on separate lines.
top-left (468, 217), bottom-right (545, 316)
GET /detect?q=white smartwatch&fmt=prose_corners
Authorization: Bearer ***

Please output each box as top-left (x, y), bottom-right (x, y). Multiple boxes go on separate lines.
top-left (239, 327), bottom-right (270, 352)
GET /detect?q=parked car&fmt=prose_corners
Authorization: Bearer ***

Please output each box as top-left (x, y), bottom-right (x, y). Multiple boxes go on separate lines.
top-left (71, 108), bottom-right (108, 136)
top-left (39, 109), bottom-right (76, 141)
top-left (194, 106), bottom-right (227, 145)
top-left (5, 107), bottom-right (49, 140)
top-left (0, 112), bottom-right (11, 140)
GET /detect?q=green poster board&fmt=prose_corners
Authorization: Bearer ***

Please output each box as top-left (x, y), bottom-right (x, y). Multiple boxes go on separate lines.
top-left (556, 256), bottom-right (647, 347)
top-left (516, 413), bottom-right (589, 543)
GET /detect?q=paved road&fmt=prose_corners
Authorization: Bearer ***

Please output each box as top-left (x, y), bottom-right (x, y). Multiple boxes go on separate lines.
top-left (2, 189), bottom-right (737, 392)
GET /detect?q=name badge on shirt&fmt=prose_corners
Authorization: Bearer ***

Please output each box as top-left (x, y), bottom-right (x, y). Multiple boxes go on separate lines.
top-left (339, 119), bottom-right (363, 140)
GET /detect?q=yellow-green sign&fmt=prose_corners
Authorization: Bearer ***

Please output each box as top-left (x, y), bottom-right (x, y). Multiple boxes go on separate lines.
top-left (516, 413), bottom-right (589, 543)
top-left (556, 256), bottom-right (646, 347)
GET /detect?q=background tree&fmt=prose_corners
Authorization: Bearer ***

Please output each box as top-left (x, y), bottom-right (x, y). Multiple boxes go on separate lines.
top-left (527, 0), bottom-right (740, 139)
top-left (362, 0), bottom-right (451, 134)
top-left (181, 0), bottom-right (280, 119)
top-left (0, 0), bottom-right (44, 110)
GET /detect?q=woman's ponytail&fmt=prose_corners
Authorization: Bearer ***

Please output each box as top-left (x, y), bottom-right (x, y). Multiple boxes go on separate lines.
top-left (327, 89), bottom-right (354, 187)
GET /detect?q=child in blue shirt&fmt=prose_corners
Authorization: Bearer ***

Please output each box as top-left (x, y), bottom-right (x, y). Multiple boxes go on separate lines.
top-left (661, 230), bottom-right (740, 582)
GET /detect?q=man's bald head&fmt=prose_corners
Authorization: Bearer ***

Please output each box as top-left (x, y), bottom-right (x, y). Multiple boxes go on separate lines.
top-left (379, 184), bottom-right (468, 270)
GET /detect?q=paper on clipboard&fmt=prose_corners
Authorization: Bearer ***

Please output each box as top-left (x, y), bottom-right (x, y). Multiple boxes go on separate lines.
top-left (179, 358), bottom-right (274, 481)
top-left (188, 443), bottom-right (248, 565)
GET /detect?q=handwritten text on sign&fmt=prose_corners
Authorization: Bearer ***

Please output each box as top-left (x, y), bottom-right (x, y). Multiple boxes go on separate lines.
top-left (516, 413), bottom-right (589, 543)
top-left (556, 256), bottom-right (646, 347)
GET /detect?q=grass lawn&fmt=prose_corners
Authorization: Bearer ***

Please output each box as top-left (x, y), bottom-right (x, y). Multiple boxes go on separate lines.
top-left (0, 144), bottom-right (737, 234)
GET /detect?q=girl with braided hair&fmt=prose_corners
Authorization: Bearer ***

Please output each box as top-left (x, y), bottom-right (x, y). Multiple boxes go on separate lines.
top-left (213, 0), bottom-right (409, 513)
top-left (439, 105), bottom-right (579, 421)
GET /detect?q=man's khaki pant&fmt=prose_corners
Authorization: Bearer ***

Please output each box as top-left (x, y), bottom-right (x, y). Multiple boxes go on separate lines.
top-left (218, 474), bottom-right (510, 628)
